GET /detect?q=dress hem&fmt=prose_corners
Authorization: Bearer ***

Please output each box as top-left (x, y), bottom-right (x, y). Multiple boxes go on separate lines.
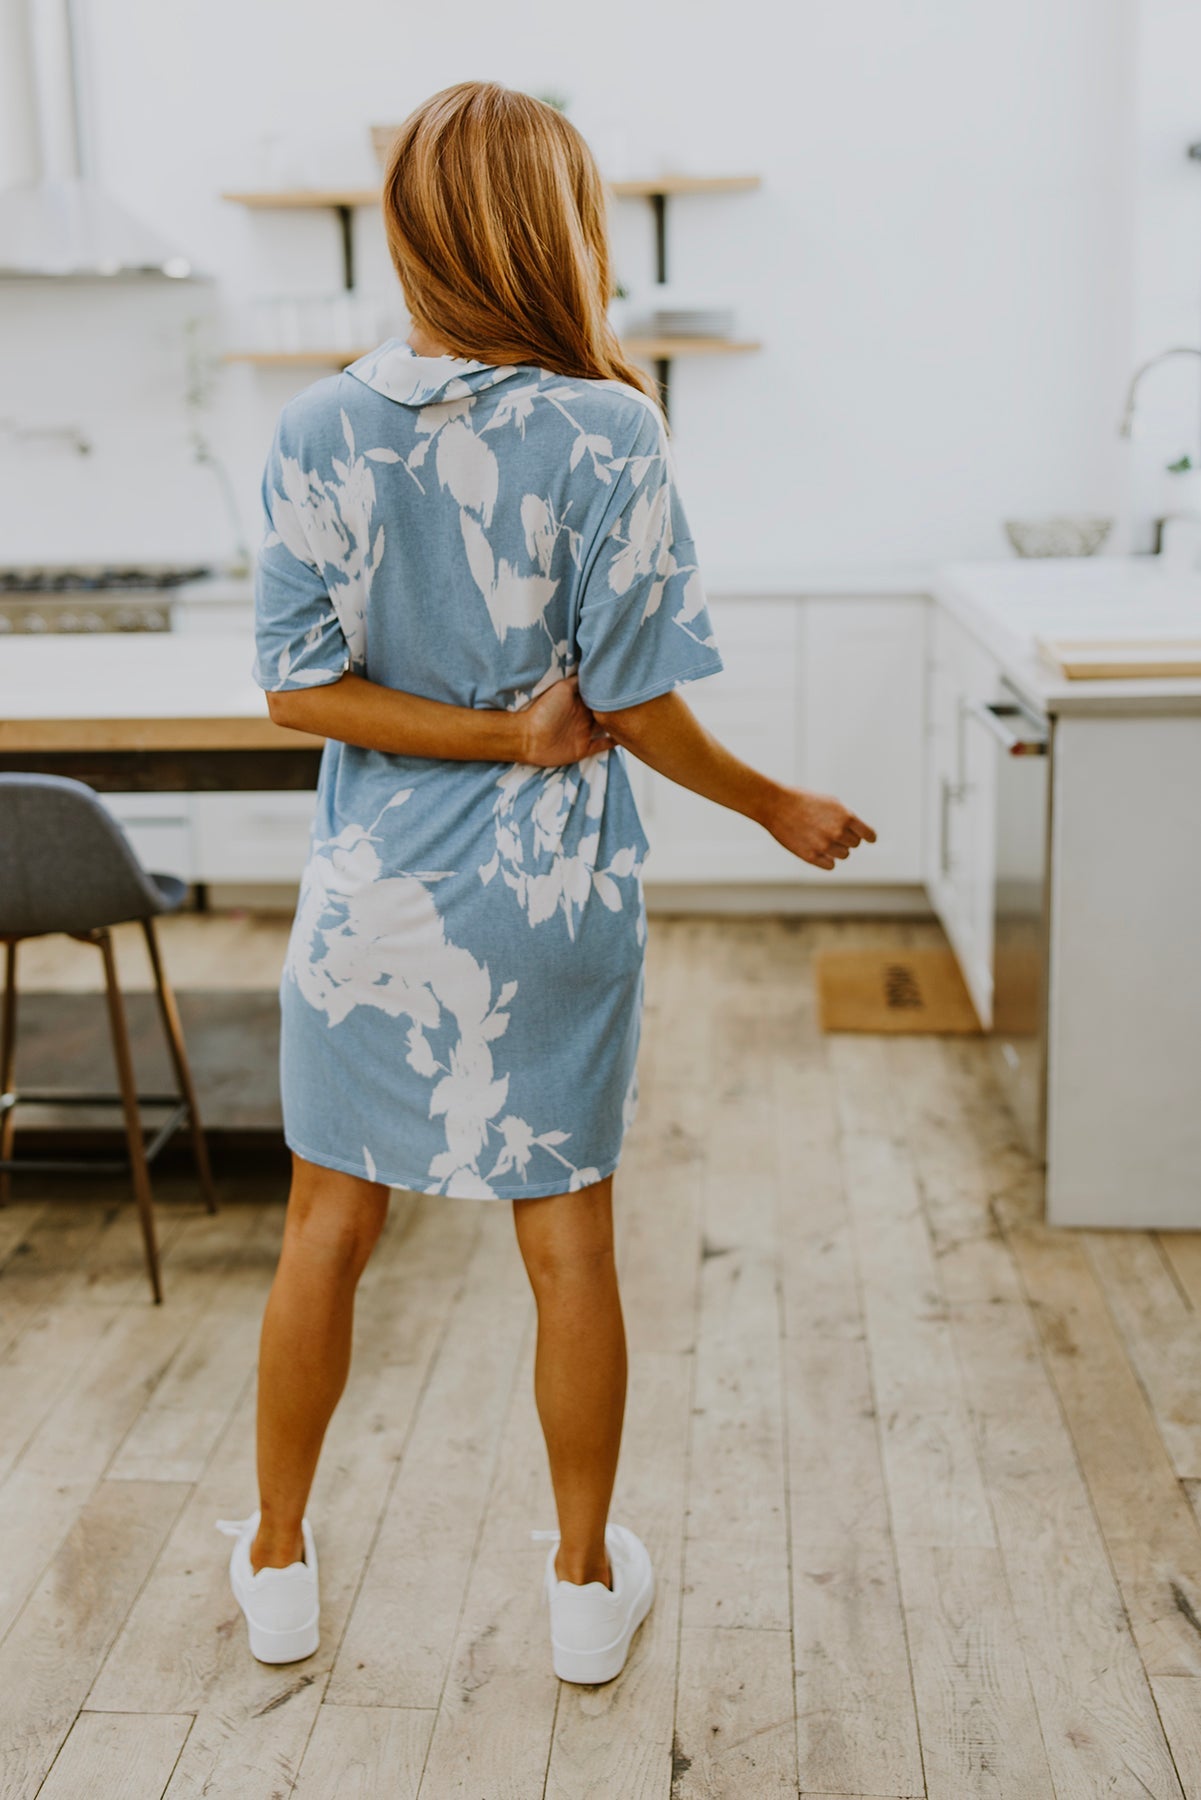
top-left (282, 1132), bottom-right (623, 1201)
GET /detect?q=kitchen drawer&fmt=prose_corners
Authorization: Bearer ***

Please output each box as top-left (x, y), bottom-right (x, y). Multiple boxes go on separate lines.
top-left (100, 792), bottom-right (196, 883)
top-left (192, 792), bottom-right (318, 883)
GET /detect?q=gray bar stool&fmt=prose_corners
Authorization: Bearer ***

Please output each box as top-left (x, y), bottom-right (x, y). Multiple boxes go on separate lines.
top-left (0, 774), bottom-right (217, 1302)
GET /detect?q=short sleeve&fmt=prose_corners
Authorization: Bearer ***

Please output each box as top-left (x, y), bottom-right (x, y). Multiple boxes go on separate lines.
top-left (251, 410), bottom-right (352, 693)
top-left (574, 405), bottom-right (724, 712)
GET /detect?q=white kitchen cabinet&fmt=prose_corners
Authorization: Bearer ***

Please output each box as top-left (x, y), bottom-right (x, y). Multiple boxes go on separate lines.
top-left (800, 597), bottom-right (926, 883)
top-left (171, 598), bottom-right (253, 634)
top-left (192, 792), bottom-right (318, 883)
top-left (928, 557), bottom-right (1201, 1227)
top-left (1046, 713), bottom-right (1201, 1227)
top-left (635, 593), bottom-right (928, 886)
top-left (100, 592), bottom-right (931, 893)
top-left (634, 596), bottom-right (804, 882)
top-left (100, 792), bottom-right (196, 883)
top-left (923, 605), bottom-right (1002, 1024)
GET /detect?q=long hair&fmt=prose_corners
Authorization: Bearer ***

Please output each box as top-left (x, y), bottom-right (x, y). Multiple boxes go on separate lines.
top-left (380, 82), bottom-right (664, 419)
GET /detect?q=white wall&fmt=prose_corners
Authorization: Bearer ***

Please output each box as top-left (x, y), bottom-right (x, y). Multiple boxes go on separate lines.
top-left (0, 0), bottom-right (1182, 578)
top-left (1125, 0), bottom-right (1201, 546)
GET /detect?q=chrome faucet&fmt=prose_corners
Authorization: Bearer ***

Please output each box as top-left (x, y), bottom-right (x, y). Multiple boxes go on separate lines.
top-left (1118, 346), bottom-right (1201, 440)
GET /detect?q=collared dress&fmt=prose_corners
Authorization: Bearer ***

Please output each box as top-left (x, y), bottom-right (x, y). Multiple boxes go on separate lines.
top-left (252, 339), bottom-right (724, 1199)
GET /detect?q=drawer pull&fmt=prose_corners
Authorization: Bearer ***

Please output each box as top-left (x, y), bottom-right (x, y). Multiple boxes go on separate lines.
top-left (962, 699), bottom-right (1047, 756)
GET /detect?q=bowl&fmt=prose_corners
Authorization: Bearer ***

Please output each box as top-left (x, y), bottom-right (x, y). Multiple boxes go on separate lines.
top-left (1003, 516), bottom-right (1114, 558)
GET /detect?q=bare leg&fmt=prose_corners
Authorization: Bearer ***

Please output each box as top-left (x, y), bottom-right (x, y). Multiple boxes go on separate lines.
top-left (252, 1153), bottom-right (388, 1572)
top-left (511, 1175), bottom-right (626, 1589)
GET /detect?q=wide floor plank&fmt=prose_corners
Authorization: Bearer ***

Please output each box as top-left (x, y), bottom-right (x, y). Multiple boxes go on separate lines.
top-left (35, 1710), bottom-right (193, 1800)
top-left (901, 1036), bottom-right (1184, 1799)
top-left (9, 913), bottom-right (1201, 1798)
top-left (292, 1704), bottom-right (432, 1799)
top-left (0, 1478), bottom-right (186, 1800)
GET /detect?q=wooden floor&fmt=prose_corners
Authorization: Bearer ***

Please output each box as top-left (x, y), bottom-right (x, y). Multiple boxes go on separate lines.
top-left (3, 912), bottom-right (1201, 1799)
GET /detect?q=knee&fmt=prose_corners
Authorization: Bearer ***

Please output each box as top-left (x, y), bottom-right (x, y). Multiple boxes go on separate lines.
top-left (523, 1238), bottom-right (617, 1295)
top-left (284, 1164), bottom-right (388, 1272)
top-left (513, 1182), bottom-right (618, 1294)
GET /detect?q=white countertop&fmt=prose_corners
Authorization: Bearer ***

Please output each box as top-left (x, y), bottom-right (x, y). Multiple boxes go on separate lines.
top-left (11, 559), bottom-right (1201, 737)
top-left (0, 631), bottom-right (314, 750)
top-left (0, 631), bottom-right (262, 720)
top-left (933, 557), bottom-right (1201, 715)
top-left (174, 566), bottom-right (936, 607)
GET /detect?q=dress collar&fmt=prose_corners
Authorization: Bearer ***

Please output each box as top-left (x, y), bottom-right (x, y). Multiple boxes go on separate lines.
top-left (344, 336), bottom-right (523, 406)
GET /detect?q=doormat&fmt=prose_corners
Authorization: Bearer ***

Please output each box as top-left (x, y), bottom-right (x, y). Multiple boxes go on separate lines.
top-left (815, 947), bottom-right (983, 1035)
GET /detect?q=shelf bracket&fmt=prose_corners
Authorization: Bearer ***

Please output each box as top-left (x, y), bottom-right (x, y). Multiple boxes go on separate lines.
top-left (654, 357), bottom-right (671, 424)
top-left (651, 191), bottom-right (668, 284)
top-left (335, 205), bottom-right (355, 291)
top-left (650, 192), bottom-right (670, 420)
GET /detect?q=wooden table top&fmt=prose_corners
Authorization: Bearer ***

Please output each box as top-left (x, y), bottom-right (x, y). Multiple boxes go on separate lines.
top-left (0, 631), bottom-right (324, 753)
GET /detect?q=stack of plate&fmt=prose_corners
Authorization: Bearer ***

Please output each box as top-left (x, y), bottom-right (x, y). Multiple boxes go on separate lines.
top-left (647, 304), bottom-right (736, 338)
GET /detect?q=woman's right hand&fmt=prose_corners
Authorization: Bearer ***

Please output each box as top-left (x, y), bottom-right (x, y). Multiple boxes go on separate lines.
top-left (520, 675), bottom-right (615, 767)
top-left (761, 787), bottom-right (877, 871)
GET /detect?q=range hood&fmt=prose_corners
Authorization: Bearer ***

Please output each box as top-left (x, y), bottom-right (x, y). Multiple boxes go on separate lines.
top-left (0, 0), bottom-right (196, 279)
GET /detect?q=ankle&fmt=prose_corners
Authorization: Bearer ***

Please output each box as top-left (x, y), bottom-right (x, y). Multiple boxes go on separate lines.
top-left (554, 1548), bottom-right (612, 1589)
top-left (251, 1522), bottom-right (305, 1572)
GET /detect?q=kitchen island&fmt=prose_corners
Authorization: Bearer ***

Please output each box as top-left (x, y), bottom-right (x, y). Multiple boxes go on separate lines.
top-left (0, 631), bottom-right (323, 790)
top-left (929, 557), bottom-right (1201, 1229)
top-left (0, 633), bottom-right (329, 1146)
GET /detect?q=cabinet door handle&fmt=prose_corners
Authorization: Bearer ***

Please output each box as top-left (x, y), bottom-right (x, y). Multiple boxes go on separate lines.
top-left (939, 773), bottom-right (957, 875)
top-left (962, 698), bottom-right (1048, 756)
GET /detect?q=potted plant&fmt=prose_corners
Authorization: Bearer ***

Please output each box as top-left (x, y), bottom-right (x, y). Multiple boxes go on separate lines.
top-left (608, 280), bottom-right (632, 339)
top-left (1161, 453), bottom-right (1201, 521)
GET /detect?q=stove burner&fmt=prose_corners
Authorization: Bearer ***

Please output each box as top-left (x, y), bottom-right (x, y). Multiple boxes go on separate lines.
top-left (0, 563), bottom-right (214, 594)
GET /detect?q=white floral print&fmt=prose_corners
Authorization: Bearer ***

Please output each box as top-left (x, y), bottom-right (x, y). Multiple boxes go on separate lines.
top-left (253, 338), bottom-right (722, 1198)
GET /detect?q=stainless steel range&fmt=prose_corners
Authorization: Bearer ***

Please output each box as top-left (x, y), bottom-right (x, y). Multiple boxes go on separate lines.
top-left (0, 563), bottom-right (214, 634)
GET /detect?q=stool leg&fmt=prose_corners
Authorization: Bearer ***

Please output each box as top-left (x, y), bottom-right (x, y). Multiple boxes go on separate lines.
top-left (140, 918), bottom-right (218, 1214)
top-left (97, 929), bottom-right (163, 1304)
top-left (0, 940), bottom-right (17, 1207)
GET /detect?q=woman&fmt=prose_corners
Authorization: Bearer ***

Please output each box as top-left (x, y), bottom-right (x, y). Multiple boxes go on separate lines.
top-left (219, 80), bottom-right (874, 1686)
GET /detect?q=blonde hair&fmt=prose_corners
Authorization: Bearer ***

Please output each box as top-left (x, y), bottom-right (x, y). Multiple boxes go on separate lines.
top-left (380, 82), bottom-right (663, 418)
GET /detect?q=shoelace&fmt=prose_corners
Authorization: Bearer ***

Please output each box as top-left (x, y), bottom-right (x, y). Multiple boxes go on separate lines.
top-left (215, 1515), bottom-right (258, 1539)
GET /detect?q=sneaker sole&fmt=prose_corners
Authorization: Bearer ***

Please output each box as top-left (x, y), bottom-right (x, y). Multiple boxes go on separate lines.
top-left (549, 1563), bottom-right (655, 1685)
top-left (236, 1598), bottom-right (320, 1665)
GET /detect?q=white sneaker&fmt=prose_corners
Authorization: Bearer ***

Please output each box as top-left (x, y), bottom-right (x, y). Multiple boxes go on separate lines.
top-left (532, 1522), bottom-right (655, 1684)
top-left (215, 1511), bottom-right (320, 1665)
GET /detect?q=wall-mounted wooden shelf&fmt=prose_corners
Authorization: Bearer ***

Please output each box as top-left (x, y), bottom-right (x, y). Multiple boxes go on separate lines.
top-left (221, 174), bottom-right (763, 417)
top-left (611, 175), bottom-right (760, 197)
top-left (220, 175), bottom-right (761, 209)
top-left (220, 188), bottom-right (381, 208)
top-left (223, 348), bottom-right (366, 365)
top-left (222, 337), bottom-right (762, 368)
top-left (625, 336), bottom-right (760, 359)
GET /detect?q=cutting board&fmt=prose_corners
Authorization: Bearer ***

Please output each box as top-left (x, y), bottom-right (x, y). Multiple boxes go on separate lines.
top-left (1037, 636), bottom-right (1201, 679)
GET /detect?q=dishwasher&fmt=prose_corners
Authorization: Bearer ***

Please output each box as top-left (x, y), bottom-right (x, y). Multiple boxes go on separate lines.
top-left (962, 679), bottom-right (1051, 1159)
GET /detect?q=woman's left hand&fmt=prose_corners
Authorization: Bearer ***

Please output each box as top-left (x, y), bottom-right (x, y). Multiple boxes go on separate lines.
top-left (521, 676), bottom-right (615, 766)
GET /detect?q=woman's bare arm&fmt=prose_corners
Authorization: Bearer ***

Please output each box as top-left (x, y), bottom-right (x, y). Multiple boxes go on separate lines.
top-left (266, 673), bottom-right (613, 769)
top-left (592, 689), bottom-right (876, 871)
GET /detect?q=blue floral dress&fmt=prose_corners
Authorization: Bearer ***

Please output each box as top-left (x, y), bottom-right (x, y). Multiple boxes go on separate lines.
top-left (252, 339), bottom-right (723, 1199)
